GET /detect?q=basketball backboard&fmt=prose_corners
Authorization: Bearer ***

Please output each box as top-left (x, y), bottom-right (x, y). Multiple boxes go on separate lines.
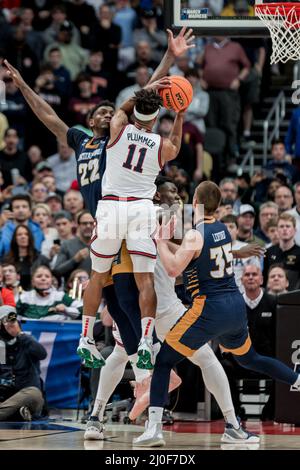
top-left (164, 0), bottom-right (269, 37)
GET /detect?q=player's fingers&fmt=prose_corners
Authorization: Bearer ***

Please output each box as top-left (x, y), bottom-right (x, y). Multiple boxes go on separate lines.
top-left (166, 28), bottom-right (173, 39)
top-left (184, 28), bottom-right (193, 39)
top-left (179, 26), bottom-right (187, 36)
top-left (186, 35), bottom-right (195, 44)
top-left (187, 44), bottom-right (196, 49)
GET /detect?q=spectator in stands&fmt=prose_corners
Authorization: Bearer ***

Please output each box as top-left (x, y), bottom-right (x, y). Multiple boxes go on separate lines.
top-left (114, 0), bottom-right (138, 70)
top-left (47, 47), bottom-right (72, 98)
top-left (89, 3), bottom-right (121, 73)
top-left (219, 177), bottom-right (240, 214)
top-left (274, 185), bottom-right (294, 213)
top-left (267, 179), bottom-right (282, 202)
top-left (27, 145), bottom-right (43, 175)
top-left (133, 8), bottom-right (167, 62)
top-left (265, 218), bottom-right (279, 248)
top-left (63, 190), bottom-right (84, 220)
top-left (66, 268), bottom-right (89, 297)
top-left (22, 0), bottom-right (53, 31)
top-left (2, 263), bottom-right (21, 303)
top-left (255, 201), bottom-right (279, 244)
top-left (43, 4), bottom-right (80, 46)
top-left (44, 21), bottom-right (88, 80)
top-left (53, 210), bottom-right (93, 282)
top-left (115, 65), bottom-right (150, 109)
top-left (34, 161), bottom-right (53, 182)
top-left (18, 7), bottom-right (45, 60)
top-left (85, 50), bottom-right (112, 100)
top-left (45, 211), bottom-right (74, 268)
top-left (31, 182), bottom-right (48, 204)
top-left (222, 214), bottom-right (261, 293)
top-left (0, 194), bottom-right (44, 257)
top-left (0, 128), bottom-right (32, 187)
top-left (5, 25), bottom-right (39, 87)
top-left (0, 305), bottom-right (47, 422)
top-left (125, 40), bottom-right (159, 86)
top-left (0, 265), bottom-right (16, 306)
top-left (267, 265), bottom-right (289, 296)
top-left (263, 139), bottom-right (298, 184)
top-left (66, 0), bottom-right (97, 48)
top-left (1, 76), bottom-right (27, 142)
top-left (184, 68), bottom-right (209, 134)
top-left (233, 0), bottom-right (266, 143)
top-left (237, 204), bottom-right (265, 246)
top-left (263, 213), bottom-right (300, 290)
top-left (68, 74), bottom-right (102, 127)
top-left (285, 104), bottom-right (300, 165)
top-left (41, 174), bottom-right (56, 195)
top-left (47, 141), bottom-right (76, 193)
top-left (200, 37), bottom-right (250, 162)
top-left (3, 224), bottom-right (48, 290)
top-left (17, 265), bottom-right (82, 321)
top-left (45, 192), bottom-right (63, 214)
top-left (287, 181), bottom-right (300, 246)
top-left (32, 204), bottom-right (58, 257)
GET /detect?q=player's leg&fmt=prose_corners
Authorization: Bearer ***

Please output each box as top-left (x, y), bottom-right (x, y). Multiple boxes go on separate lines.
top-left (190, 345), bottom-right (259, 444)
top-left (78, 201), bottom-right (123, 367)
top-left (133, 341), bottom-right (185, 447)
top-left (127, 200), bottom-right (157, 370)
top-left (84, 344), bottom-right (128, 440)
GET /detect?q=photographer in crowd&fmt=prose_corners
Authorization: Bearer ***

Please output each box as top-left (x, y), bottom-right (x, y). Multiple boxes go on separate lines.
top-left (0, 306), bottom-right (47, 421)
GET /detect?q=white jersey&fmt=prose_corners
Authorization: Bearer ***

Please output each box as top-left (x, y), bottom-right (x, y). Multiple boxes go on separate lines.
top-left (102, 124), bottom-right (163, 199)
top-left (155, 255), bottom-right (182, 315)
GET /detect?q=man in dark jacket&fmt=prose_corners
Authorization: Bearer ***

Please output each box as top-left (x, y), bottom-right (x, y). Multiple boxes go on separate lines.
top-left (0, 306), bottom-right (47, 421)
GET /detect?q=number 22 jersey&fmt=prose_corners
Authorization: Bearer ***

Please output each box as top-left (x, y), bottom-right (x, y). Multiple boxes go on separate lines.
top-left (67, 127), bottom-right (108, 217)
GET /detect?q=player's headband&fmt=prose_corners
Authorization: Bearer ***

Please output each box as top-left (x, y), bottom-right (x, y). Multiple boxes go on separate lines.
top-left (134, 106), bottom-right (160, 121)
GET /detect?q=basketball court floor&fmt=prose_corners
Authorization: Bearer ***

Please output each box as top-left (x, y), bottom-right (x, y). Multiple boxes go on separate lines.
top-left (0, 419), bottom-right (299, 450)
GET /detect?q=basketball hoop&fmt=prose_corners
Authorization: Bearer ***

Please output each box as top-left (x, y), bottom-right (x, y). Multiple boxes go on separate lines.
top-left (255, 2), bottom-right (300, 63)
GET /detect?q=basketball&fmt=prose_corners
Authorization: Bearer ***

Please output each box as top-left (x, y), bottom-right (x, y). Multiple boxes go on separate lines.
top-left (159, 76), bottom-right (193, 112)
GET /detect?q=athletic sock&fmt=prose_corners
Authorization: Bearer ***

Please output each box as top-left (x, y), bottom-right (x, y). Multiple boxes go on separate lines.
top-left (82, 315), bottom-right (95, 338)
top-left (141, 317), bottom-right (155, 339)
top-left (223, 410), bottom-right (239, 429)
top-left (148, 406), bottom-right (163, 428)
top-left (129, 353), bottom-right (151, 382)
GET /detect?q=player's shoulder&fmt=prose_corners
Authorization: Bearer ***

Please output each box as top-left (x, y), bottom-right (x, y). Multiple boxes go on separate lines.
top-left (67, 127), bottom-right (91, 148)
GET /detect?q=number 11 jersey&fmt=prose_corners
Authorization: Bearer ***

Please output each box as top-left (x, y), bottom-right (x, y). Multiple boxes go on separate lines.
top-left (102, 124), bottom-right (163, 199)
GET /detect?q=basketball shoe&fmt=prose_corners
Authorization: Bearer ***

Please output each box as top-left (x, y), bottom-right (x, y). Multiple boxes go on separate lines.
top-left (84, 416), bottom-right (104, 440)
top-left (19, 406), bottom-right (32, 421)
top-left (77, 336), bottom-right (106, 368)
top-left (136, 337), bottom-right (154, 370)
top-left (221, 419), bottom-right (260, 444)
top-left (132, 421), bottom-right (165, 447)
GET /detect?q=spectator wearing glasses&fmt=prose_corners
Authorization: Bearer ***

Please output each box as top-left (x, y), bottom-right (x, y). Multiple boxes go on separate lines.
top-left (53, 210), bottom-right (93, 282)
top-left (0, 306), bottom-right (47, 422)
top-left (254, 201), bottom-right (279, 244)
top-left (219, 177), bottom-right (241, 215)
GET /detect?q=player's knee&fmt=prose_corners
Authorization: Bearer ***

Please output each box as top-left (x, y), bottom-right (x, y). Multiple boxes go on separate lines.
top-left (234, 346), bottom-right (259, 369)
top-left (190, 343), bottom-right (218, 369)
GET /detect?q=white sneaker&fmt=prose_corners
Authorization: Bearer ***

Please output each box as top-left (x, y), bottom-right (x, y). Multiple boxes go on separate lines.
top-left (137, 338), bottom-right (154, 370)
top-left (221, 420), bottom-right (260, 444)
top-left (19, 406), bottom-right (32, 421)
top-left (84, 417), bottom-right (104, 440)
top-left (133, 421), bottom-right (165, 447)
top-left (77, 336), bottom-right (105, 368)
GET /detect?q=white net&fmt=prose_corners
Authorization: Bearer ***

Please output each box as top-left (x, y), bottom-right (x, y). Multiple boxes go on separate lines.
top-left (255, 4), bottom-right (300, 63)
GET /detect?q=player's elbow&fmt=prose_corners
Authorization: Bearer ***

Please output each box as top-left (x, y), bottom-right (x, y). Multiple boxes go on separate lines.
top-left (167, 266), bottom-right (180, 278)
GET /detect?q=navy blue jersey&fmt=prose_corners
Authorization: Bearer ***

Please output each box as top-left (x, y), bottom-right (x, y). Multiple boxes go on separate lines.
top-left (67, 127), bottom-right (108, 217)
top-left (183, 219), bottom-right (238, 298)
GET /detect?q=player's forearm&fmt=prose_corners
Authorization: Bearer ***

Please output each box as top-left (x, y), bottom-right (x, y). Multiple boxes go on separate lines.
top-left (169, 113), bottom-right (184, 156)
top-left (18, 82), bottom-right (68, 139)
top-left (149, 49), bottom-right (174, 84)
top-left (157, 240), bottom-right (179, 277)
top-left (119, 97), bottom-right (136, 119)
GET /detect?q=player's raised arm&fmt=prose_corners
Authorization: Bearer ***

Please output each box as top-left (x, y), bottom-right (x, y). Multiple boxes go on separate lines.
top-left (148, 27), bottom-right (195, 85)
top-left (156, 217), bottom-right (203, 278)
top-left (160, 110), bottom-right (185, 164)
top-left (4, 60), bottom-right (69, 145)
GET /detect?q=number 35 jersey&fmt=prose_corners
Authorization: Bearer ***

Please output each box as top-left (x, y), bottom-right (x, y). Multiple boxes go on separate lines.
top-left (102, 124), bottom-right (163, 199)
top-left (67, 127), bottom-right (108, 217)
top-left (183, 219), bottom-right (239, 299)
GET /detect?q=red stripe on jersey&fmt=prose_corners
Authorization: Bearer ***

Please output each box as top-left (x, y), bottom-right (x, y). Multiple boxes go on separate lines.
top-left (128, 250), bottom-right (157, 259)
top-left (158, 136), bottom-right (163, 169)
top-left (102, 195), bottom-right (150, 201)
top-left (90, 247), bottom-right (118, 258)
top-left (106, 125), bottom-right (127, 149)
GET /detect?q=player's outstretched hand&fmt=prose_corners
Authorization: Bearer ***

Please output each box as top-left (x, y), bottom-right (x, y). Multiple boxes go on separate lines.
top-left (154, 214), bottom-right (177, 242)
top-left (144, 76), bottom-right (171, 92)
top-left (235, 243), bottom-right (266, 259)
top-left (167, 27), bottom-right (195, 57)
top-left (3, 60), bottom-right (25, 88)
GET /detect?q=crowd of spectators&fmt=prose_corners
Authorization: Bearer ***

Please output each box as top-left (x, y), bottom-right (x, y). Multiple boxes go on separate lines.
top-left (0, 0), bottom-right (300, 420)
